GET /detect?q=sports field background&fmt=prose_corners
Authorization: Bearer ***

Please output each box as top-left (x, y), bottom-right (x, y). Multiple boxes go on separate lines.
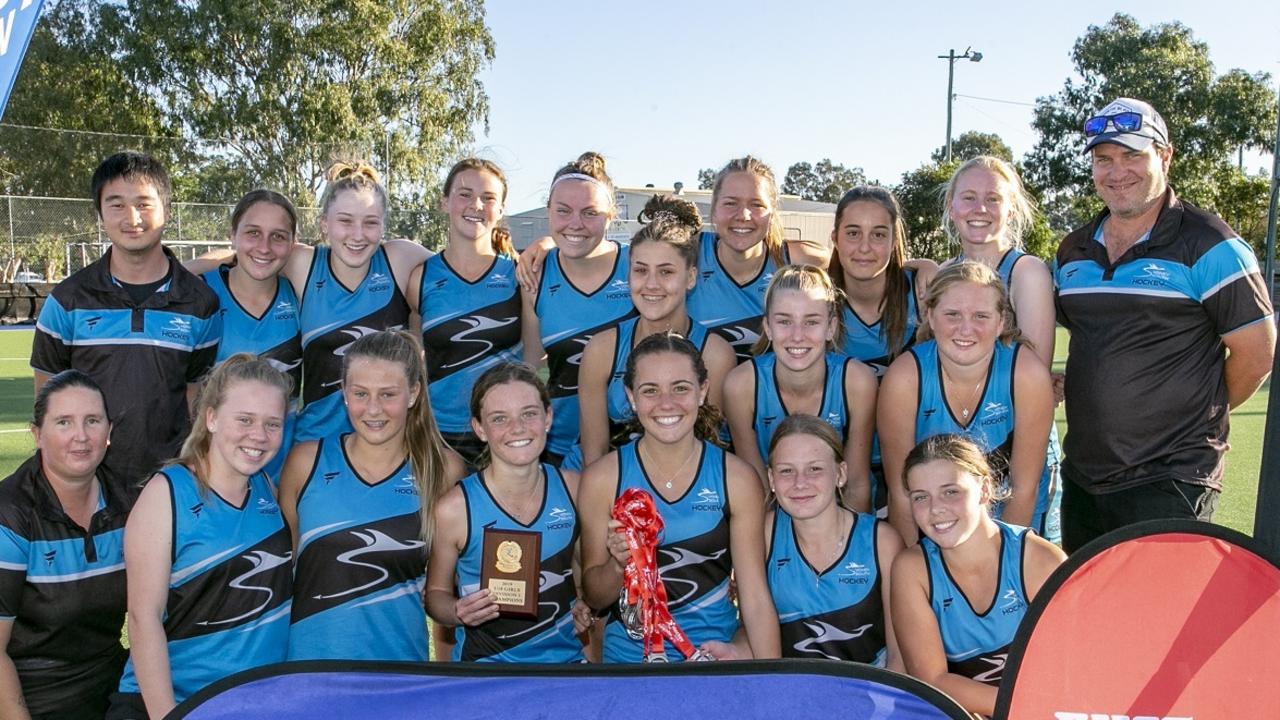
top-left (0, 327), bottom-right (1268, 535)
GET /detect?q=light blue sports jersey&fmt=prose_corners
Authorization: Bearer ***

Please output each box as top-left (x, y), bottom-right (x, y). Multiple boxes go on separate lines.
top-left (686, 231), bottom-right (785, 363)
top-left (117, 465), bottom-right (292, 703)
top-left (911, 340), bottom-right (1059, 542)
top-left (535, 243), bottom-right (634, 461)
top-left (922, 520), bottom-right (1029, 687)
top-left (419, 253), bottom-right (522, 434)
top-left (295, 246), bottom-right (409, 443)
top-left (288, 435), bottom-right (429, 661)
top-left (453, 465), bottom-right (582, 663)
top-left (202, 264), bottom-right (301, 484)
top-left (841, 268), bottom-right (921, 377)
top-left (603, 441), bottom-right (737, 663)
top-left (768, 509), bottom-right (886, 664)
top-left (750, 351), bottom-right (852, 464)
top-left (605, 317), bottom-right (710, 445)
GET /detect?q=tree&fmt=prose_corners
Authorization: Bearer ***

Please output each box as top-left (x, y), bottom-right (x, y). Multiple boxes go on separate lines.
top-left (1023, 13), bottom-right (1277, 240)
top-left (697, 168), bottom-right (716, 190)
top-left (102, 0), bottom-right (495, 210)
top-left (930, 131), bottom-right (1014, 164)
top-left (0, 0), bottom-right (172, 197)
top-left (782, 159), bottom-right (866, 203)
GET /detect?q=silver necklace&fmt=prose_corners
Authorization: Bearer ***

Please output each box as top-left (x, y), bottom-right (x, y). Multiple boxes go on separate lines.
top-left (642, 441), bottom-right (698, 490)
top-left (941, 362), bottom-right (986, 419)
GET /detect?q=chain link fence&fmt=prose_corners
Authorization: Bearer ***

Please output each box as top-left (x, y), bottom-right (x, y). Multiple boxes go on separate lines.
top-left (0, 195), bottom-right (439, 282)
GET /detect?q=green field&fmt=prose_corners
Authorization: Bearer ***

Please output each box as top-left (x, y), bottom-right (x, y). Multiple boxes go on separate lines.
top-left (0, 328), bottom-right (1268, 535)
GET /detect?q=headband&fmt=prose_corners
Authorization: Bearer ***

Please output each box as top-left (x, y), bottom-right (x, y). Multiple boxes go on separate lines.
top-left (550, 172), bottom-right (605, 190)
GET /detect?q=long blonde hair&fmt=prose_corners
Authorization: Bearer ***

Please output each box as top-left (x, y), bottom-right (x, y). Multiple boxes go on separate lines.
top-left (942, 156), bottom-right (1038, 250)
top-left (751, 264), bottom-right (848, 355)
top-left (711, 156), bottom-right (786, 266)
top-left (342, 330), bottom-right (450, 547)
top-left (176, 354), bottom-right (293, 494)
top-left (916, 261), bottom-right (1027, 348)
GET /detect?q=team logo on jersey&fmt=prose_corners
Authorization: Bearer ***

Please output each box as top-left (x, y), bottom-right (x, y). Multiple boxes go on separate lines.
top-left (432, 278), bottom-right (449, 290)
top-left (547, 283), bottom-right (561, 296)
top-left (971, 653), bottom-right (1007, 684)
top-left (442, 315), bottom-right (520, 369)
top-left (1138, 262), bottom-right (1171, 282)
top-left (693, 488), bottom-right (722, 512)
top-left (333, 325), bottom-right (401, 358)
top-left (314, 278), bottom-right (326, 290)
top-left (257, 497), bottom-right (280, 515)
top-left (923, 408), bottom-right (937, 418)
top-left (700, 270), bottom-right (715, 281)
top-left (367, 272), bottom-right (392, 293)
top-left (605, 278), bottom-right (631, 300)
top-left (761, 415), bottom-right (777, 429)
top-left (43, 549), bottom-right (56, 566)
top-left (190, 502), bottom-right (205, 519)
top-left (758, 273), bottom-right (774, 293)
top-left (312, 529), bottom-right (426, 600)
top-left (395, 475), bottom-right (418, 496)
top-left (162, 316), bottom-right (193, 343)
top-left (84, 315), bottom-right (102, 329)
top-left (198, 550), bottom-right (293, 627)
top-left (657, 546), bottom-right (729, 604)
top-left (775, 556), bottom-right (792, 569)
top-left (824, 411), bottom-right (842, 428)
top-left (999, 587), bottom-right (1025, 615)
top-left (546, 506), bottom-right (575, 530)
top-left (793, 621), bottom-right (874, 660)
top-left (838, 560), bottom-right (871, 585)
top-left (322, 471), bottom-right (340, 484)
top-left (981, 401), bottom-right (1009, 426)
top-left (273, 300), bottom-right (297, 321)
top-left (486, 272), bottom-right (512, 289)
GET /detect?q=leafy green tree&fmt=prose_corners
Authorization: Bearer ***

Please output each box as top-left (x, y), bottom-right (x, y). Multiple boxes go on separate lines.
top-left (931, 131), bottom-right (1014, 164)
top-left (894, 161), bottom-right (956, 263)
top-left (1024, 13), bottom-right (1277, 240)
top-left (697, 168), bottom-right (716, 190)
top-left (782, 159), bottom-right (866, 203)
top-left (103, 0), bottom-right (495, 211)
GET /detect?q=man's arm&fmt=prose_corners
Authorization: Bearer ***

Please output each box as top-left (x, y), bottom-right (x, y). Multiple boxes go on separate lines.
top-left (1223, 318), bottom-right (1275, 409)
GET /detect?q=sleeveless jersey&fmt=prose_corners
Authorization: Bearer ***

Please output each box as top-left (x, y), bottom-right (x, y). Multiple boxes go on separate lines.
top-left (295, 246), bottom-right (409, 443)
top-left (922, 520), bottom-right (1029, 686)
top-left (535, 243), bottom-right (634, 461)
top-left (841, 267), bottom-right (920, 377)
top-left (202, 264), bottom-right (302, 484)
top-left (751, 351), bottom-right (851, 464)
top-left (117, 465), bottom-right (291, 703)
top-left (686, 231), bottom-right (785, 363)
top-left (910, 340), bottom-right (1056, 539)
top-left (603, 441), bottom-right (737, 663)
top-left (605, 317), bottom-right (710, 444)
top-left (768, 510), bottom-right (886, 664)
top-left (419, 253), bottom-right (523, 434)
top-left (288, 435), bottom-right (429, 661)
top-left (453, 465), bottom-right (582, 662)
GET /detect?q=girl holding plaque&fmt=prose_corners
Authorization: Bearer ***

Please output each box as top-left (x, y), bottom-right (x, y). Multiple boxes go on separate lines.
top-left (891, 434), bottom-right (1065, 717)
top-left (426, 363), bottom-right (589, 662)
top-left (721, 265), bottom-right (877, 509)
top-left (577, 194), bottom-right (735, 467)
top-left (280, 331), bottom-right (465, 662)
top-left (579, 333), bottom-right (780, 662)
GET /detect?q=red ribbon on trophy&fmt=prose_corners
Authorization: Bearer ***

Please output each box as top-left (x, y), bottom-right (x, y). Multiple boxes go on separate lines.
top-left (613, 488), bottom-right (710, 662)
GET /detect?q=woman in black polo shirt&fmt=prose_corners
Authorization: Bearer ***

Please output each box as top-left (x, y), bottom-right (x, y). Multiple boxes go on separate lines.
top-left (0, 370), bottom-right (128, 720)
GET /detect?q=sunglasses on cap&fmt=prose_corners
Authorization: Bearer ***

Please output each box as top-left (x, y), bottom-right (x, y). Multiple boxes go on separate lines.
top-left (1083, 112), bottom-right (1163, 140)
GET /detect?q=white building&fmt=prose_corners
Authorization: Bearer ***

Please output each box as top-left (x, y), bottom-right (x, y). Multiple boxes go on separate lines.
top-left (507, 184), bottom-right (836, 251)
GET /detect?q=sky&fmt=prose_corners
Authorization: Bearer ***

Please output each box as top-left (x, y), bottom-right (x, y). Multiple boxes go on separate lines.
top-left (467, 1), bottom-right (1280, 214)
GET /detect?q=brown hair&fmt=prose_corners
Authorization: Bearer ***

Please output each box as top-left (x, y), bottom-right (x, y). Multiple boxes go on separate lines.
top-left (942, 156), bottom-right (1038, 251)
top-left (342, 330), bottom-right (450, 547)
top-left (177, 354), bottom-right (293, 493)
top-left (319, 160), bottom-right (387, 226)
top-left (767, 414), bottom-right (843, 467)
top-left (631, 194), bottom-right (702, 270)
top-left (623, 332), bottom-right (726, 447)
top-left (548, 151), bottom-right (616, 218)
top-left (231, 188), bottom-right (298, 238)
top-left (828, 185), bottom-right (912, 360)
top-left (916, 261), bottom-right (1027, 348)
top-left (468, 362), bottom-right (551, 470)
top-left (710, 156), bottom-right (785, 266)
top-left (902, 433), bottom-right (1009, 505)
top-left (752, 264), bottom-right (848, 355)
top-left (443, 158), bottom-right (515, 258)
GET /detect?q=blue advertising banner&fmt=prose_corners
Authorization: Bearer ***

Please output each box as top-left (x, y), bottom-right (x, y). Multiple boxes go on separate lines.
top-left (0, 0), bottom-right (44, 119)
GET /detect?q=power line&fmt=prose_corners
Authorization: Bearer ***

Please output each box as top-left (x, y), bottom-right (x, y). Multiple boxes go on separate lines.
top-left (0, 122), bottom-right (188, 142)
top-left (954, 93), bottom-right (1037, 108)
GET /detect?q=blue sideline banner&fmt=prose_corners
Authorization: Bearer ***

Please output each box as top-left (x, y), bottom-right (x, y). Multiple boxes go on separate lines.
top-left (0, 0), bottom-right (44, 119)
top-left (173, 660), bottom-right (972, 720)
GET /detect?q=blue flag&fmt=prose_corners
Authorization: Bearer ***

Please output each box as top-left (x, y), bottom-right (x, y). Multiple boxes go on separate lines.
top-left (0, 0), bottom-right (45, 119)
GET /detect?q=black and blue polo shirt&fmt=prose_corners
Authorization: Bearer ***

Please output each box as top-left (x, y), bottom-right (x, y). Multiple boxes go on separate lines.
top-left (1054, 189), bottom-right (1273, 493)
top-left (0, 453), bottom-right (129, 717)
top-left (31, 247), bottom-right (222, 492)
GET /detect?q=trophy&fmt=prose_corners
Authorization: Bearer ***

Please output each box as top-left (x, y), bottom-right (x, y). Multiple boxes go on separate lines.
top-left (480, 527), bottom-right (541, 618)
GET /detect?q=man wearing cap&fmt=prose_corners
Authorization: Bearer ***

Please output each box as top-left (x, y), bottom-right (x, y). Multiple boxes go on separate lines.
top-left (1054, 97), bottom-right (1275, 552)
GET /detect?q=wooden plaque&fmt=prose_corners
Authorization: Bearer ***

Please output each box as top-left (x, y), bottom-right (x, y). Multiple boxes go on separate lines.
top-left (480, 527), bottom-right (541, 618)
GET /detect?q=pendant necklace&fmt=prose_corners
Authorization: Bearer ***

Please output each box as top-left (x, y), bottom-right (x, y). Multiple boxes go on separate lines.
top-left (941, 362), bottom-right (987, 420)
top-left (642, 440), bottom-right (698, 490)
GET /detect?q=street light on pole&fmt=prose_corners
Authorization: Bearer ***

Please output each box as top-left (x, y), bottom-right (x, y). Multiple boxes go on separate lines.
top-left (939, 47), bottom-right (983, 163)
